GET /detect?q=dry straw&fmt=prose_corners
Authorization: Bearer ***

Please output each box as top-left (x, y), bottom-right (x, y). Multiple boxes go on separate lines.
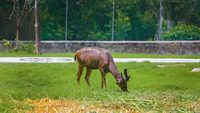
top-left (26, 98), bottom-right (139, 113)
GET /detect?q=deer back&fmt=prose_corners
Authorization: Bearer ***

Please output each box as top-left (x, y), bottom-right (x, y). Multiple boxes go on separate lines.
top-left (75, 47), bottom-right (110, 69)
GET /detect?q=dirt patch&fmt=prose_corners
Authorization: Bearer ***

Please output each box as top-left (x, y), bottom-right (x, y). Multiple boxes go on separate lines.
top-left (26, 98), bottom-right (138, 113)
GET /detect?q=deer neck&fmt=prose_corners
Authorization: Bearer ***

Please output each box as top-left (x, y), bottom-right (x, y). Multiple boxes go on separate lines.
top-left (109, 61), bottom-right (123, 82)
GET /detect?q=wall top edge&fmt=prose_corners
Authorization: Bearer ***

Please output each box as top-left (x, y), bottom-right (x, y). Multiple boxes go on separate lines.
top-left (1, 40), bottom-right (200, 43)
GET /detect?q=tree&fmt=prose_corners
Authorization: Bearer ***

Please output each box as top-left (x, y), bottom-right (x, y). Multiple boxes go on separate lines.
top-left (124, 0), bottom-right (159, 40)
top-left (40, 0), bottom-right (65, 40)
top-left (163, 0), bottom-right (200, 28)
top-left (115, 10), bottom-right (131, 40)
top-left (1, 0), bottom-right (200, 41)
top-left (9, 0), bottom-right (33, 49)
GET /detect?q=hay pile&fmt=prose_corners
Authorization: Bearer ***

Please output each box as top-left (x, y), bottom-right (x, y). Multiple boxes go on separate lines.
top-left (26, 98), bottom-right (138, 113)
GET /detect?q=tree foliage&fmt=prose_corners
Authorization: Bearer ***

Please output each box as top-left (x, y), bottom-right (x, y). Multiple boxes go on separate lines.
top-left (163, 0), bottom-right (200, 26)
top-left (0, 0), bottom-right (200, 41)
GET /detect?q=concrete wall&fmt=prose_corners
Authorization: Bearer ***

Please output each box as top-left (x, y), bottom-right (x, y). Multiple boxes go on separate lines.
top-left (1, 41), bottom-right (200, 54)
top-left (40, 41), bottom-right (200, 55)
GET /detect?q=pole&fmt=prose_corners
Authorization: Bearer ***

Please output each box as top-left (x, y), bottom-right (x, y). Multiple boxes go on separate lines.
top-left (34, 0), bottom-right (40, 54)
top-left (111, 0), bottom-right (115, 41)
top-left (158, 0), bottom-right (163, 41)
top-left (65, 0), bottom-right (68, 40)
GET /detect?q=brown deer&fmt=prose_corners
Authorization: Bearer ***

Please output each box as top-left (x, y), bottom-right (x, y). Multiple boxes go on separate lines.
top-left (74, 47), bottom-right (130, 91)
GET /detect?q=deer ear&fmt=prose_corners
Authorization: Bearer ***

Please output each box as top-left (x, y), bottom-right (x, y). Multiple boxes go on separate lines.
top-left (126, 76), bottom-right (130, 82)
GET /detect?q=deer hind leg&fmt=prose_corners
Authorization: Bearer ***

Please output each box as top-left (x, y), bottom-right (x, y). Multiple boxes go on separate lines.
top-left (77, 65), bottom-right (84, 85)
top-left (85, 67), bottom-right (92, 86)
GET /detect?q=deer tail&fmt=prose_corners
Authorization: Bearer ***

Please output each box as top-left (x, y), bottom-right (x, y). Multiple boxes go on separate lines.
top-left (74, 54), bottom-right (77, 61)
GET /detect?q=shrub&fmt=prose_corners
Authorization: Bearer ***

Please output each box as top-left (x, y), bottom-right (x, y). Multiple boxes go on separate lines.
top-left (2, 39), bottom-right (12, 48)
top-left (1, 39), bottom-right (35, 53)
top-left (18, 41), bottom-right (35, 53)
top-left (162, 24), bottom-right (200, 40)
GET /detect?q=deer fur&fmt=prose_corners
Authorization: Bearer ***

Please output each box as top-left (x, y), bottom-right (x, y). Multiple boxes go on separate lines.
top-left (74, 47), bottom-right (130, 91)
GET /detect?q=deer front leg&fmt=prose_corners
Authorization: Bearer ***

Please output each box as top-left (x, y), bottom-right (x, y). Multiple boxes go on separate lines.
top-left (104, 74), bottom-right (107, 88)
top-left (99, 68), bottom-right (106, 89)
top-left (85, 67), bottom-right (92, 86)
top-left (77, 65), bottom-right (84, 85)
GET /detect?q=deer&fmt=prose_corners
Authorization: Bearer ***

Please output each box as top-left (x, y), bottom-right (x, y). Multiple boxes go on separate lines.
top-left (74, 47), bottom-right (130, 91)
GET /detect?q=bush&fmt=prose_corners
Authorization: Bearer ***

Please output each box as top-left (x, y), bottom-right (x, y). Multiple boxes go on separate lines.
top-left (2, 39), bottom-right (12, 48)
top-left (18, 41), bottom-right (35, 53)
top-left (1, 39), bottom-right (35, 53)
top-left (162, 24), bottom-right (200, 40)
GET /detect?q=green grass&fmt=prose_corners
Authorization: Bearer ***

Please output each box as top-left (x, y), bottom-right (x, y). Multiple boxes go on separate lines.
top-left (1, 51), bottom-right (200, 58)
top-left (0, 62), bottom-right (200, 112)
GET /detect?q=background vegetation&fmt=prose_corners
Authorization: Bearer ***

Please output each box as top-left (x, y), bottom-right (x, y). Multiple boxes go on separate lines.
top-left (162, 24), bottom-right (200, 40)
top-left (0, 0), bottom-right (200, 41)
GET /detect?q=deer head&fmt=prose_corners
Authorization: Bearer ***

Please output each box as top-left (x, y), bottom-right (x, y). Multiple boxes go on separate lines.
top-left (117, 69), bottom-right (130, 91)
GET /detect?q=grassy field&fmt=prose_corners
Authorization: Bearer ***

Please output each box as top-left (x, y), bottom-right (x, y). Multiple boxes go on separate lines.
top-left (0, 62), bottom-right (200, 112)
top-left (1, 51), bottom-right (200, 58)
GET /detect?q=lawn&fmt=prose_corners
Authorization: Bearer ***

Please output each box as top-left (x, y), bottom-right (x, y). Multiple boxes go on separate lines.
top-left (1, 51), bottom-right (200, 58)
top-left (0, 62), bottom-right (200, 112)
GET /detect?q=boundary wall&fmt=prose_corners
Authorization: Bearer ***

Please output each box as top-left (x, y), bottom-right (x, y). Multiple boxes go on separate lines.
top-left (1, 41), bottom-right (200, 54)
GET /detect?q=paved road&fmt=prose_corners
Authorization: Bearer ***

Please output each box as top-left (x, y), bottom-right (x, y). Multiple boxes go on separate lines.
top-left (0, 57), bottom-right (200, 63)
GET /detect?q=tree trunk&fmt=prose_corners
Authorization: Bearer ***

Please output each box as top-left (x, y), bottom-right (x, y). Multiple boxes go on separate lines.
top-left (157, 0), bottom-right (163, 41)
top-left (34, 0), bottom-right (40, 54)
top-left (15, 0), bottom-right (20, 49)
top-left (15, 25), bottom-right (20, 49)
